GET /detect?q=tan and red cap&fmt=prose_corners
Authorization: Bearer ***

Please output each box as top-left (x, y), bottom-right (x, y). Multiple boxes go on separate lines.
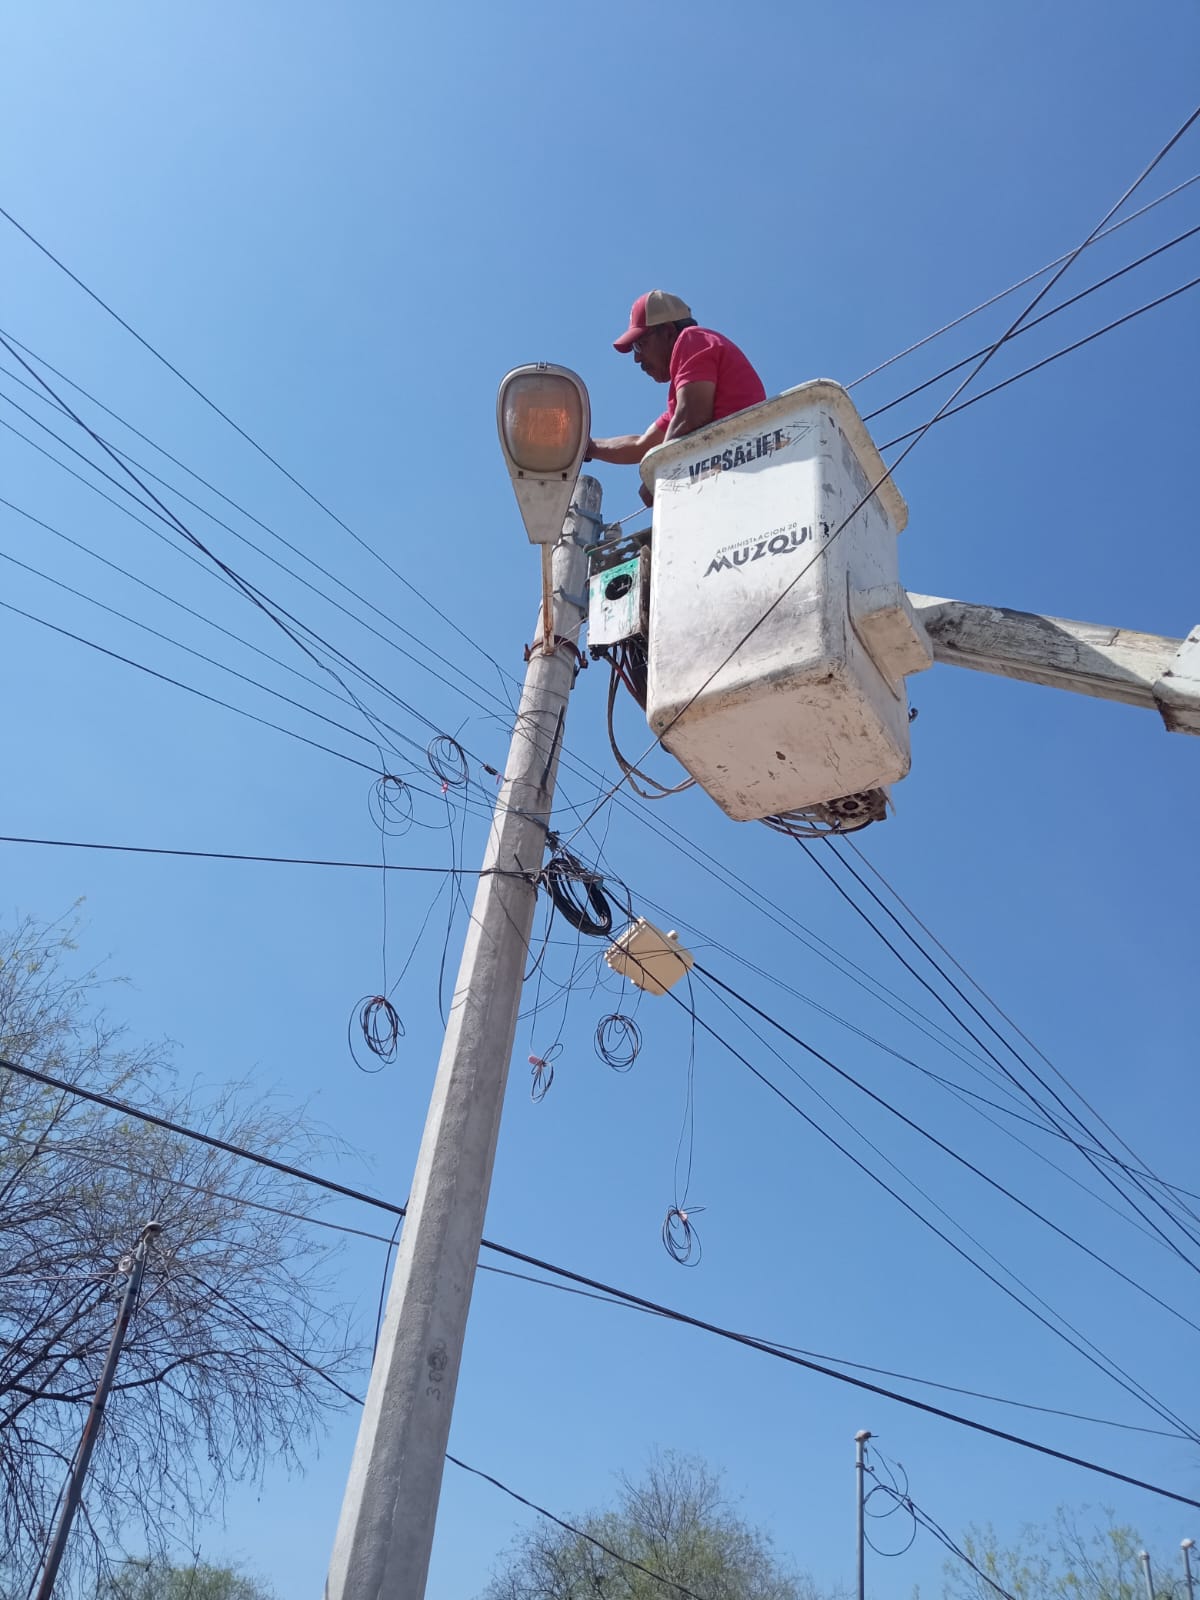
top-left (613, 289), bottom-right (692, 352)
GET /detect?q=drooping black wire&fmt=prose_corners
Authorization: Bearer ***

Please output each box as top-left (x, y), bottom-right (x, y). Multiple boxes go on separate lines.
top-left (528, 1043), bottom-right (562, 1105)
top-left (369, 774), bottom-right (415, 836)
top-left (541, 847), bottom-right (614, 938)
top-left (427, 736), bottom-right (470, 790)
top-left (3, 1052), bottom-right (1198, 1508)
top-left (373, 1215), bottom-right (404, 1361)
top-left (864, 1451), bottom-right (1018, 1600)
top-left (595, 1014), bottom-right (642, 1072)
top-left (348, 995), bottom-right (405, 1073)
top-left (664, 973), bottom-right (703, 1266)
top-left (863, 1448), bottom-right (919, 1559)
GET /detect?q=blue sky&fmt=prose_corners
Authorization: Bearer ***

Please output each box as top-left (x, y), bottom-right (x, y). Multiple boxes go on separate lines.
top-left (3, 2), bottom-right (1199, 1596)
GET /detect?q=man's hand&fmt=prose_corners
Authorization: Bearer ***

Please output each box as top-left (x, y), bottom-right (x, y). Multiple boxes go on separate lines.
top-left (586, 422), bottom-right (666, 466)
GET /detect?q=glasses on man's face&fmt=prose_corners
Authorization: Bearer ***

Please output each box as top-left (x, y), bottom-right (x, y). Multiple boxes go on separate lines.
top-left (632, 329), bottom-right (662, 358)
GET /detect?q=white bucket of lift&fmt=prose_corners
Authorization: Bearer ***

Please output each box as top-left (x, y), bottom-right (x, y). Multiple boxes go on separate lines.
top-left (640, 380), bottom-right (927, 823)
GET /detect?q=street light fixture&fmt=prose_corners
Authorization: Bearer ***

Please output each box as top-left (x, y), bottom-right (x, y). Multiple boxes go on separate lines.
top-left (497, 363), bottom-right (590, 545)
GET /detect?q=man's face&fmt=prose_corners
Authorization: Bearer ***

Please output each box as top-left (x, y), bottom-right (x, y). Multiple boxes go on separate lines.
top-left (632, 323), bottom-right (674, 383)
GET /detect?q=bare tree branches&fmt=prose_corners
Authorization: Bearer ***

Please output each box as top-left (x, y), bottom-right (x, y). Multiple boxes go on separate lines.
top-left (0, 913), bottom-right (360, 1590)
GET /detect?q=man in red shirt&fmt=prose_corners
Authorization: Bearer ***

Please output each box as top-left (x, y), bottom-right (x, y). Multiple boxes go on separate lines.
top-left (586, 290), bottom-right (767, 490)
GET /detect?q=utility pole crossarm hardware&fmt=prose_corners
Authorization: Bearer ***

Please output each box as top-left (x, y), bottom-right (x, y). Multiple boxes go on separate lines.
top-left (906, 594), bottom-right (1200, 733)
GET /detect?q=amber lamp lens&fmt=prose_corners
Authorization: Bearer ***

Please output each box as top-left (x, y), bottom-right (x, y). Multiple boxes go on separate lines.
top-left (502, 374), bottom-right (584, 473)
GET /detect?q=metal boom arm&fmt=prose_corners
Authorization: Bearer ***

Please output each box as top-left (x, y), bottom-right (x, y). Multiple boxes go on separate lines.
top-left (906, 593), bottom-right (1200, 735)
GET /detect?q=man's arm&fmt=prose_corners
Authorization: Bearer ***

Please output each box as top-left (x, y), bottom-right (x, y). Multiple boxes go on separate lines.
top-left (663, 381), bottom-right (716, 442)
top-left (585, 420), bottom-right (666, 465)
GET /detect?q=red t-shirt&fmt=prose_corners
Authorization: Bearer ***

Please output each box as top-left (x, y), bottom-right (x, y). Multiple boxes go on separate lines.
top-left (653, 326), bottom-right (766, 434)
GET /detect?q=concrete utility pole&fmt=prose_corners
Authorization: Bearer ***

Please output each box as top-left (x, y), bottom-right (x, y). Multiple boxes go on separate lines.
top-left (855, 1429), bottom-right (872, 1600)
top-left (35, 1221), bottom-right (161, 1600)
top-left (326, 479), bottom-right (602, 1600)
top-left (1182, 1537), bottom-right (1195, 1600)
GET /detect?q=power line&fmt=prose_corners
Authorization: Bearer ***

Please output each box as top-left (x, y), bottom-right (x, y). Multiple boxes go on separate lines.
top-left (804, 840), bottom-right (1200, 1264)
top-left (0, 334), bottom-right (527, 713)
top-left (690, 958), bottom-right (1200, 1337)
top-left (0, 203), bottom-right (514, 686)
top-left (176, 1271), bottom-right (719, 1600)
top-left (656, 979), bottom-right (1200, 1444)
top-left (864, 1451), bottom-right (1018, 1600)
top-left (0, 833), bottom-right (529, 876)
top-left (878, 274), bottom-right (1200, 449)
top-left (556, 105), bottom-right (1200, 848)
top-left (0, 597), bottom-right (377, 773)
top-left (2, 1052), bottom-right (1195, 1507)
top-left (0, 338), bottom-right (1073, 1093)
top-left (13, 1125), bottom-right (1171, 1443)
top-left (3, 394), bottom-right (1028, 1091)
top-left (862, 222), bottom-right (1200, 423)
top-left (0, 541), bottom-right (404, 761)
top-left (848, 171), bottom-right (1200, 387)
top-left (0, 339), bottom-right (414, 768)
top-left (845, 838), bottom-right (1200, 1228)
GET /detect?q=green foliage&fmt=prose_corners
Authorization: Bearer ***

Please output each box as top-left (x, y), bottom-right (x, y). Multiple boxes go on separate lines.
top-left (944, 1509), bottom-right (1181, 1600)
top-left (98, 1557), bottom-right (276, 1600)
top-left (480, 1450), bottom-right (839, 1600)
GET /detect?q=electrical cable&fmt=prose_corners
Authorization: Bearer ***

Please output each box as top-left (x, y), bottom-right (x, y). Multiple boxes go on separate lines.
top-left (804, 841), bottom-right (1200, 1266)
top-left (0, 205), bottom-right (515, 689)
top-left (5, 1125), bottom-right (1184, 1443)
top-left (540, 848), bottom-right (614, 937)
top-left (0, 542), bottom-right (406, 762)
top-left (2, 1054), bottom-right (1196, 1504)
top-left (848, 171), bottom-right (1200, 388)
top-left (0, 833), bottom-right (530, 876)
top-left (689, 959), bottom-right (1200, 1337)
top-left (878, 274), bottom-right (1200, 450)
top-left (555, 104), bottom-right (1200, 850)
top-left (595, 1014), bottom-right (642, 1072)
top-left (2, 354), bottom-right (1073, 1112)
top-left (0, 598), bottom-right (377, 773)
top-left (527, 1043), bottom-right (562, 1104)
top-left (0, 489), bottom-right (397, 745)
top-left (863, 1453), bottom-right (1018, 1600)
top-left (0, 342), bottom-right (528, 716)
top-left (845, 838), bottom-right (1200, 1230)
top-left (687, 962), bottom-right (1200, 1445)
top-left (652, 983), bottom-right (1200, 1444)
top-left (862, 221), bottom-right (1200, 423)
top-left (0, 335), bottom-right (409, 768)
